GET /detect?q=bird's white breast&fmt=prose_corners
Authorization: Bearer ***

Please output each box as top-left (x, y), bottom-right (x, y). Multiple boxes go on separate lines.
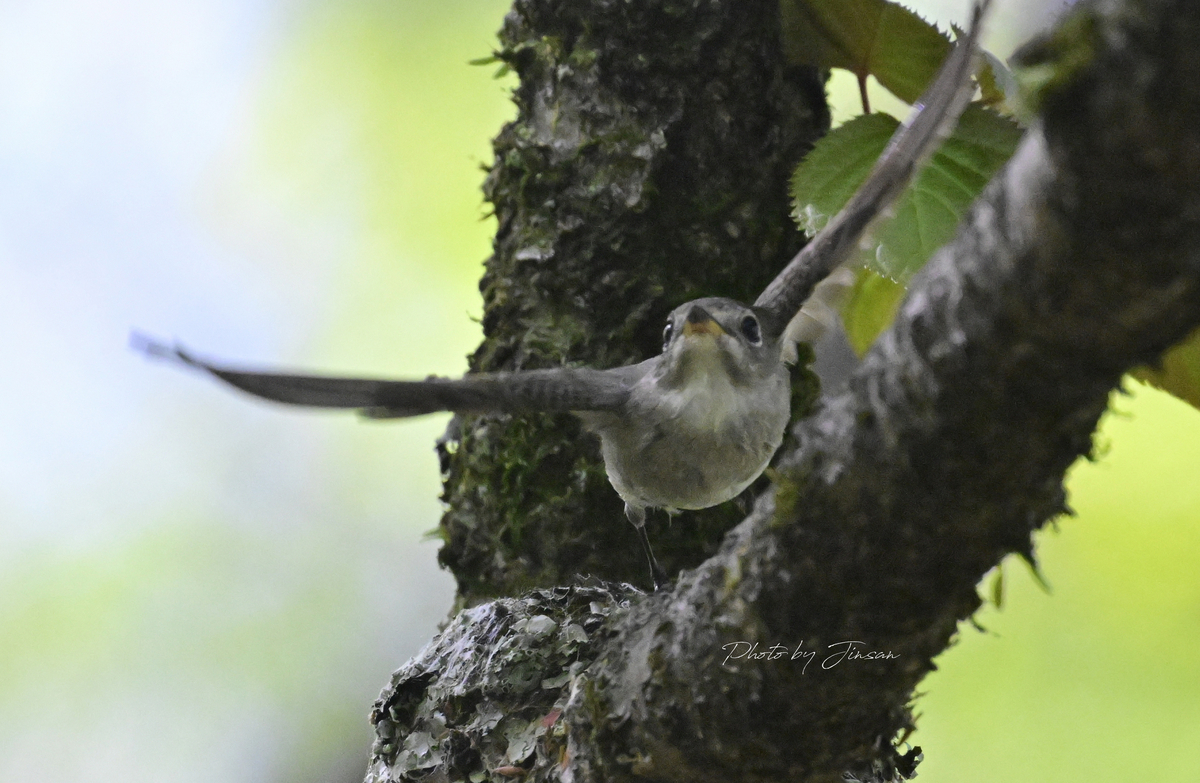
top-left (585, 351), bottom-right (790, 513)
top-left (654, 363), bottom-right (747, 433)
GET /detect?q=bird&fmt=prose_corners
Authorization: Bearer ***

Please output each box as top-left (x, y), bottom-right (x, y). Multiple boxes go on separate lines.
top-left (135, 1), bottom-right (990, 589)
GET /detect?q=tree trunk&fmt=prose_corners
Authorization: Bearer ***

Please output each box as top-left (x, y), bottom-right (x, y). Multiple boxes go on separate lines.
top-left (369, 0), bottom-right (1200, 781)
top-left (437, 0), bottom-right (827, 603)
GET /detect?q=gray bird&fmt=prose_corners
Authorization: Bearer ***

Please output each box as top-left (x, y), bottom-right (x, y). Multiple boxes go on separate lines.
top-left (136, 0), bottom-right (989, 588)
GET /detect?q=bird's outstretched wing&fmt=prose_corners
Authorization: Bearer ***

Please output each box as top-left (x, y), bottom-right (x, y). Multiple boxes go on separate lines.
top-left (755, 0), bottom-right (992, 338)
top-left (133, 335), bottom-right (636, 418)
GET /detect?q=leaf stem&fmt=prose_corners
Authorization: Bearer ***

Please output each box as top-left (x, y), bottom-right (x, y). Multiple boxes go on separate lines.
top-left (858, 71), bottom-right (871, 114)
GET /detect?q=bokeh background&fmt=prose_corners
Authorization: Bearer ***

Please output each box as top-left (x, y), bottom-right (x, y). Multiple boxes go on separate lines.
top-left (0, 1), bottom-right (1196, 781)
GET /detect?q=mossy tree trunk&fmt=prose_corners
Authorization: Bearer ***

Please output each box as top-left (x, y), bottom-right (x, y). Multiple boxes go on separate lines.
top-left (437, 0), bottom-right (827, 602)
top-left (370, 0), bottom-right (1200, 782)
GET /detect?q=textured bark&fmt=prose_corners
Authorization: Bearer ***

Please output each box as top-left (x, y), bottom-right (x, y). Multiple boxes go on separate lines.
top-left (437, 0), bottom-right (827, 602)
top-left (371, 0), bottom-right (1200, 782)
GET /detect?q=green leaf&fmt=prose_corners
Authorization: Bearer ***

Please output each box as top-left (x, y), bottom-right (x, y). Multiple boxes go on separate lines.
top-left (779, 0), bottom-right (950, 104)
top-left (791, 112), bottom-right (897, 237)
top-left (989, 564), bottom-right (1005, 609)
top-left (1132, 326), bottom-right (1200, 412)
top-left (869, 105), bottom-right (1023, 280)
top-left (792, 104), bottom-right (1024, 283)
top-left (841, 268), bottom-right (906, 356)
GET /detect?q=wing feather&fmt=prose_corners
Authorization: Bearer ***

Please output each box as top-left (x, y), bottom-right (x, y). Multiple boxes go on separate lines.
top-left (133, 336), bottom-right (634, 417)
top-left (755, 0), bottom-right (992, 337)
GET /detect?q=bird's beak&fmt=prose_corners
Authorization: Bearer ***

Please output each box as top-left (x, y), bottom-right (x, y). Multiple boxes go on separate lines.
top-left (681, 305), bottom-right (726, 338)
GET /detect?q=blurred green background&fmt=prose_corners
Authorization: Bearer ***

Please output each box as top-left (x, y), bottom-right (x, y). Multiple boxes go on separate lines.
top-left (0, 1), bottom-right (1195, 782)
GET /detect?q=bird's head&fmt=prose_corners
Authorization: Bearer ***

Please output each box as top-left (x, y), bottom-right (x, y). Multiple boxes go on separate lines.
top-left (657, 297), bottom-right (781, 388)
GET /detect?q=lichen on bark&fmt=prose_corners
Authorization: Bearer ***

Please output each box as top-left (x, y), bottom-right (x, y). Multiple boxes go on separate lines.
top-left (367, 583), bottom-right (635, 782)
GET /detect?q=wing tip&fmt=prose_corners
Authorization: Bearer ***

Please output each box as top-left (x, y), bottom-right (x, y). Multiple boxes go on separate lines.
top-left (130, 331), bottom-right (197, 367)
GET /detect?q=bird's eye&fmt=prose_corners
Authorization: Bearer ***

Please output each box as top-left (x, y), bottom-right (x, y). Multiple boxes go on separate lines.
top-left (662, 322), bottom-right (674, 351)
top-left (741, 315), bottom-right (762, 345)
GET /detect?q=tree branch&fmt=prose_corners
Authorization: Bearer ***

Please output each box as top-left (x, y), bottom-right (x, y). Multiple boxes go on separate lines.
top-left (367, 0), bottom-right (1200, 781)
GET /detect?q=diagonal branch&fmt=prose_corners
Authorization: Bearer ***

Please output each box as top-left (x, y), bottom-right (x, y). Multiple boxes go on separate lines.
top-left (367, 0), bottom-right (1200, 782)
